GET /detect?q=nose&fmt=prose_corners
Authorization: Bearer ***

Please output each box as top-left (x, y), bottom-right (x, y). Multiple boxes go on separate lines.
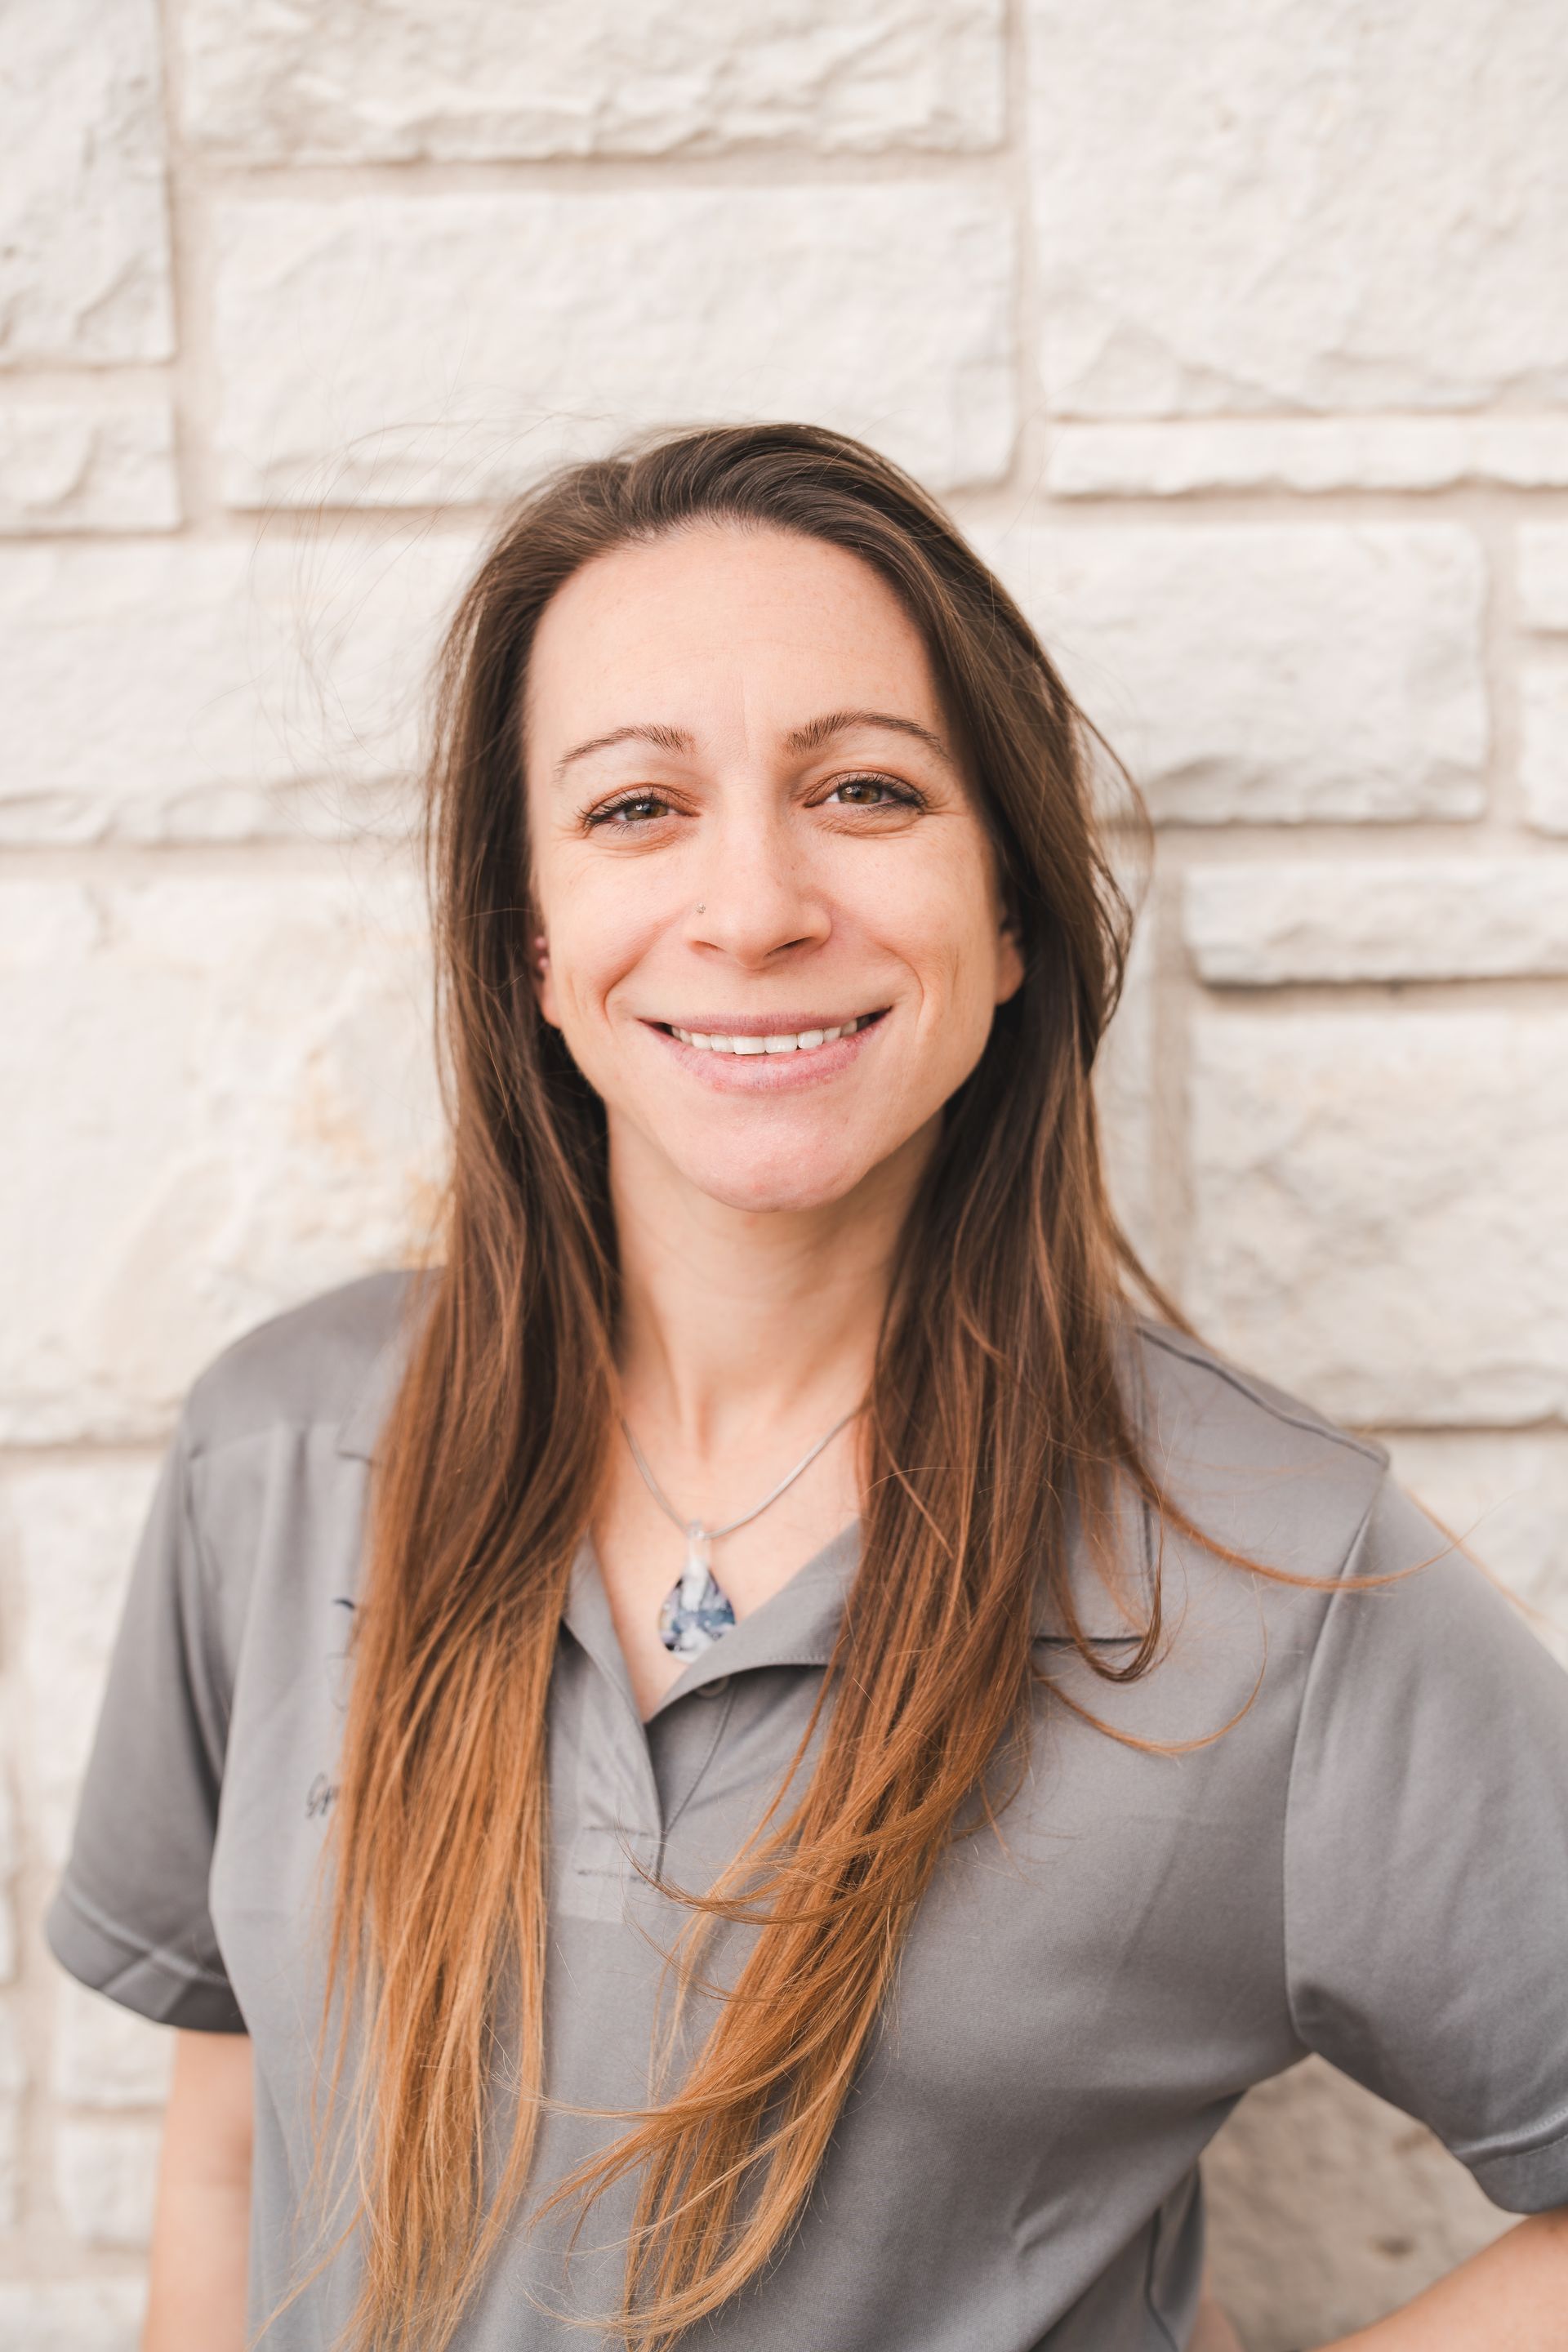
top-left (682, 806), bottom-right (831, 966)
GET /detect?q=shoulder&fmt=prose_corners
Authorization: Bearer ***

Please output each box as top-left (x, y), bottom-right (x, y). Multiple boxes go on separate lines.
top-left (180, 1268), bottom-right (428, 1463)
top-left (1126, 1316), bottom-right (1390, 1580)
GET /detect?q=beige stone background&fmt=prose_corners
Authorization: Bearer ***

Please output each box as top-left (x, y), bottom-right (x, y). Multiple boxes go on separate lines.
top-left (1, 1), bottom-right (1566, 2345)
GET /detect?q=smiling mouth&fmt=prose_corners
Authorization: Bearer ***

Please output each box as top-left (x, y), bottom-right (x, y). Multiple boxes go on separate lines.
top-left (656, 1009), bottom-right (889, 1057)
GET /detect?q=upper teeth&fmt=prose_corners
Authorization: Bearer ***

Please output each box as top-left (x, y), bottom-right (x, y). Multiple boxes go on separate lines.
top-left (670, 1018), bottom-right (865, 1055)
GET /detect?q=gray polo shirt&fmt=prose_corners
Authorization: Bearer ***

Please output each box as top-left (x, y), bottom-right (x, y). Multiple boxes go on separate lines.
top-left (47, 1272), bottom-right (1568, 2350)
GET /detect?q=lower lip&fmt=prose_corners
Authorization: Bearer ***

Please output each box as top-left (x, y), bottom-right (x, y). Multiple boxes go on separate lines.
top-left (645, 1014), bottom-right (889, 1092)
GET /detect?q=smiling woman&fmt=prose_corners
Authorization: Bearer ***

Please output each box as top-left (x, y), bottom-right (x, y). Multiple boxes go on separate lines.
top-left (46, 425), bottom-right (1568, 2352)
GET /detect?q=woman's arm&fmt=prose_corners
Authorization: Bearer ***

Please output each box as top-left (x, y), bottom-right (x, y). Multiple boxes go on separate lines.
top-left (1199, 2212), bottom-right (1568, 2352)
top-left (141, 2029), bottom-right (253, 2352)
top-left (1318, 2208), bottom-right (1568, 2350)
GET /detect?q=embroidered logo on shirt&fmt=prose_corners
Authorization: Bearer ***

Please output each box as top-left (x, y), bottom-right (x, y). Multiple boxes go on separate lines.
top-left (305, 1772), bottom-right (339, 1820)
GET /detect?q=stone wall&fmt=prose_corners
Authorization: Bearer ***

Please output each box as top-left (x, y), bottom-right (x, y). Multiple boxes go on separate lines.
top-left (1, 4), bottom-right (1564, 2345)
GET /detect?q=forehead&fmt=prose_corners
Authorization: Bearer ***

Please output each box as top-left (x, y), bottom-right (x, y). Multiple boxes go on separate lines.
top-left (524, 523), bottom-right (942, 753)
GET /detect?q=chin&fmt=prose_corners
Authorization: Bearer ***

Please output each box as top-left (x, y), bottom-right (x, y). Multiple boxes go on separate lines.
top-left (676, 1143), bottom-right (877, 1218)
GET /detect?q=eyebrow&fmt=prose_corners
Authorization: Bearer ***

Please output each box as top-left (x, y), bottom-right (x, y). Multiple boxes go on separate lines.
top-left (551, 707), bottom-right (953, 782)
top-left (554, 722), bottom-right (694, 779)
top-left (785, 708), bottom-right (953, 764)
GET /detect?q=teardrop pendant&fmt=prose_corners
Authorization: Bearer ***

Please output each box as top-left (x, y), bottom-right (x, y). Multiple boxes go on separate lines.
top-left (657, 1521), bottom-right (737, 1659)
top-left (622, 1406), bottom-right (860, 1665)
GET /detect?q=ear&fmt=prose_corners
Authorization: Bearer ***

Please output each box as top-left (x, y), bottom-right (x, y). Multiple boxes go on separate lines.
top-left (994, 906), bottom-right (1026, 1007)
top-left (532, 932), bottom-right (559, 1027)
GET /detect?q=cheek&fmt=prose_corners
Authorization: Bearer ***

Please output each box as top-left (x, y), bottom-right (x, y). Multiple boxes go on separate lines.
top-left (535, 859), bottom-right (658, 1031)
top-left (867, 838), bottom-right (1004, 1014)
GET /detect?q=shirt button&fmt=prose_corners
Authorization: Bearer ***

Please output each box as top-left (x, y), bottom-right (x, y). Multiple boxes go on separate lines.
top-left (697, 1676), bottom-right (731, 1699)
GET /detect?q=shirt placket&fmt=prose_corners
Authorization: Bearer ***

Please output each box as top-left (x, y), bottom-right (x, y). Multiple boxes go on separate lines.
top-left (557, 1555), bottom-right (666, 1927)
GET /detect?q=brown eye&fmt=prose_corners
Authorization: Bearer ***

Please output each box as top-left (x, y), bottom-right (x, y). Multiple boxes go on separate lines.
top-left (825, 775), bottom-right (915, 808)
top-left (590, 793), bottom-right (669, 827)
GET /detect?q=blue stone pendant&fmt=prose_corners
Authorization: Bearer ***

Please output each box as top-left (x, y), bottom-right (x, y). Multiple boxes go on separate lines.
top-left (658, 1522), bottom-right (737, 1660)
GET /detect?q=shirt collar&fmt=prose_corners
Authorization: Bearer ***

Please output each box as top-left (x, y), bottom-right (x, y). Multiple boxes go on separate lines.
top-left (335, 1339), bottom-right (407, 1462)
top-left (564, 1504), bottom-right (1151, 1715)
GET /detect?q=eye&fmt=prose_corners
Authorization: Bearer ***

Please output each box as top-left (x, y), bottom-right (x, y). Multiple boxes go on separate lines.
top-left (822, 773), bottom-right (921, 809)
top-left (586, 791), bottom-right (670, 828)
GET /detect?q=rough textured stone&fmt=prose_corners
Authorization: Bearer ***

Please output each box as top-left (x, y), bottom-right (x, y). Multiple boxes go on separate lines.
top-left (0, 871), bottom-right (439, 1446)
top-left (1187, 1009), bottom-right (1568, 1423)
top-left (1028, 0), bottom-right (1568, 416)
top-left (978, 525), bottom-right (1486, 824)
top-left (0, 0), bottom-right (173, 363)
top-left (1203, 2060), bottom-right (1508, 2352)
top-left (0, 406), bottom-right (180, 533)
top-left (0, 528), bottom-right (478, 842)
top-left (55, 1982), bottom-right (174, 2112)
top-left (1521, 667), bottom-right (1568, 835)
top-left (7, 1463), bottom-right (159, 1867)
top-left (1184, 858), bottom-right (1568, 985)
top-left (56, 2119), bottom-right (163, 2248)
top-left (0, 2283), bottom-right (144, 2352)
top-left (1383, 1431), bottom-right (1568, 1668)
top-left (182, 0), bottom-right (1004, 159)
top-left (212, 189), bottom-right (1014, 508)
top-left (1046, 416), bottom-right (1568, 497)
top-left (1520, 527), bottom-right (1568, 630)
top-left (1097, 910), bottom-right (1158, 1268)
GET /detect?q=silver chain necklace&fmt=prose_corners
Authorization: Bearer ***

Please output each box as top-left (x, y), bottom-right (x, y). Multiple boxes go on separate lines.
top-left (620, 1408), bottom-right (861, 1661)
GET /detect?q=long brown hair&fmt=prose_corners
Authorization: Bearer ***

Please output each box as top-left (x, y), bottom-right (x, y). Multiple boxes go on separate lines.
top-left (321, 423), bottom-right (1186, 2352)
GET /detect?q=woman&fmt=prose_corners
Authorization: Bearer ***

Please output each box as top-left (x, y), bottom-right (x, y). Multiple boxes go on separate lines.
top-left (49, 425), bottom-right (1568, 2352)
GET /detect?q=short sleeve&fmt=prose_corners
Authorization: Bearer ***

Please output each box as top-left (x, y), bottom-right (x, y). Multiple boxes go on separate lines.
top-left (1285, 1472), bottom-right (1568, 2211)
top-left (45, 1420), bottom-right (247, 2033)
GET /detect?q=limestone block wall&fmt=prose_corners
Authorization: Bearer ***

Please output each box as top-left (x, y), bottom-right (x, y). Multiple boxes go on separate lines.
top-left (0, 4), bottom-right (1564, 2346)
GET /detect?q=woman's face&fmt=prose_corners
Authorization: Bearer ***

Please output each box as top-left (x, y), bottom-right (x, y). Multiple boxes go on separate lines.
top-left (524, 523), bottom-right (1024, 1216)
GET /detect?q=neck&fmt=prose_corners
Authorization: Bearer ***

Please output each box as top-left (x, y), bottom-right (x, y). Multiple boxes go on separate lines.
top-left (608, 1119), bottom-right (934, 1465)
